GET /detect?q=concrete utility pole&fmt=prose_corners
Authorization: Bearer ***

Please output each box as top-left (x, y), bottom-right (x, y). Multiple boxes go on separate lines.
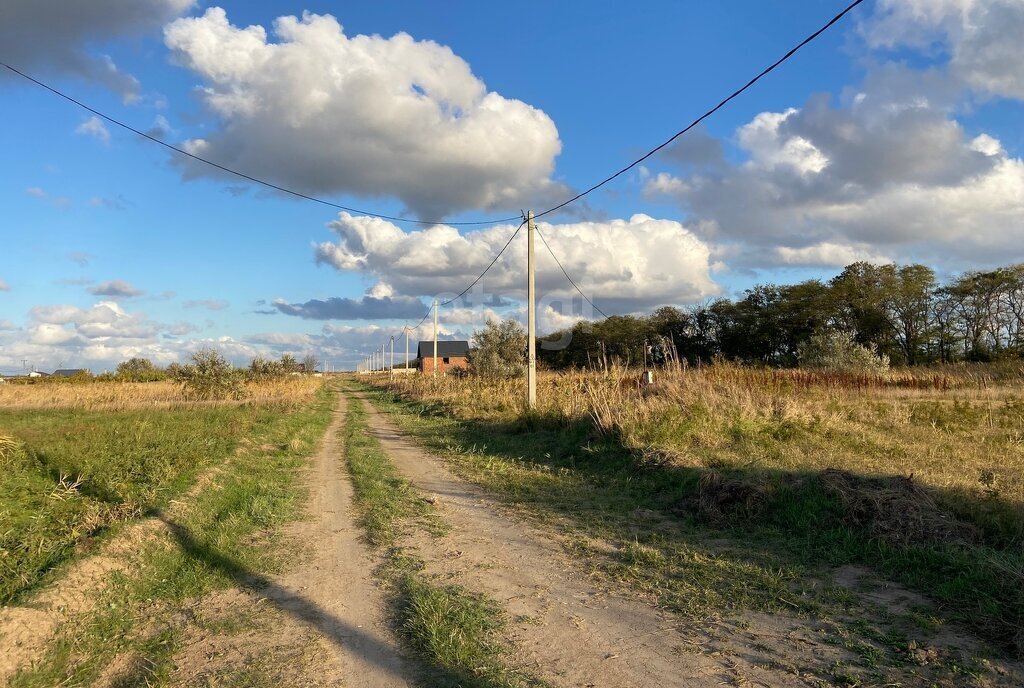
top-left (404, 325), bottom-right (410, 371)
top-left (527, 210), bottom-right (537, 408)
top-left (389, 336), bottom-right (395, 378)
top-left (381, 344), bottom-right (385, 373)
top-left (432, 298), bottom-right (439, 377)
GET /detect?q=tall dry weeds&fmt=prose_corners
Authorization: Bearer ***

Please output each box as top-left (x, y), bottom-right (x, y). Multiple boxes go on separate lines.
top-left (0, 377), bottom-right (324, 410)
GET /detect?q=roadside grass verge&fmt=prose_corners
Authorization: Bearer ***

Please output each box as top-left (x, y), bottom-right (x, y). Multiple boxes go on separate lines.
top-left (358, 376), bottom-right (1023, 678)
top-left (8, 386), bottom-right (335, 688)
top-left (342, 392), bottom-right (543, 688)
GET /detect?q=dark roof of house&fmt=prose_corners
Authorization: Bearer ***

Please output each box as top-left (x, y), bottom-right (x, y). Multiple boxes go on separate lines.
top-left (416, 340), bottom-right (470, 359)
top-left (51, 369), bottom-right (88, 377)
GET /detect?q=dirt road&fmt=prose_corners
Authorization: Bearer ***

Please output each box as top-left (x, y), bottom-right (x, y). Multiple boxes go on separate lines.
top-left (168, 393), bottom-right (411, 687)
top-left (354, 392), bottom-right (762, 688)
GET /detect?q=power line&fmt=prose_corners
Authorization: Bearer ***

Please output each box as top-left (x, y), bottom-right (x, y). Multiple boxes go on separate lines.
top-left (535, 225), bottom-right (609, 319)
top-left (0, 61), bottom-right (521, 228)
top-left (533, 0), bottom-right (866, 220)
top-left (405, 218), bottom-right (528, 333)
top-left (7, 0), bottom-right (864, 228)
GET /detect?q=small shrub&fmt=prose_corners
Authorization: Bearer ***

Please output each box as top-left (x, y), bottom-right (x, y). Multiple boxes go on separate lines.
top-left (174, 348), bottom-right (246, 401)
top-left (799, 331), bottom-right (890, 374)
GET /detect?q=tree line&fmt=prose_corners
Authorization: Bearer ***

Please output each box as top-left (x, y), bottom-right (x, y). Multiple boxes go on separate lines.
top-left (539, 262), bottom-right (1024, 369)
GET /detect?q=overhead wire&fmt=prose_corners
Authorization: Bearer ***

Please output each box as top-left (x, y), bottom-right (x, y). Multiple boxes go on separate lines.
top-left (4, 0), bottom-right (866, 370)
top-left (535, 225), bottom-right (609, 320)
top-left (397, 217), bottom-right (527, 342)
top-left (533, 0), bottom-right (866, 220)
top-left (0, 61), bottom-right (521, 227)
top-left (7, 0), bottom-right (864, 230)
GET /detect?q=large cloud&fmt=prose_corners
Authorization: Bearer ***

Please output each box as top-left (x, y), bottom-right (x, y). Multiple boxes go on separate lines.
top-left (865, 0), bottom-right (1024, 100)
top-left (645, 85), bottom-right (1024, 267)
top-left (0, 0), bottom-right (194, 100)
top-left (313, 213), bottom-right (720, 313)
top-left (164, 8), bottom-right (563, 218)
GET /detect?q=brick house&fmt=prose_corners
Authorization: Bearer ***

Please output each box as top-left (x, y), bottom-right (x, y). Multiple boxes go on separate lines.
top-left (417, 340), bottom-right (470, 374)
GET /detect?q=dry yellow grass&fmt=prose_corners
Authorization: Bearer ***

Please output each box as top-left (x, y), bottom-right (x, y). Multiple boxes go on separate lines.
top-left (0, 377), bottom-right (324, 410)
top-left (367, 364), bottom-right (1024, 512)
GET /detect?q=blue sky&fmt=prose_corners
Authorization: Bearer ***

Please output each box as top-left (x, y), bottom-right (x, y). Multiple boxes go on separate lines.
top-left (2, 0), bottom-right (1023, 371)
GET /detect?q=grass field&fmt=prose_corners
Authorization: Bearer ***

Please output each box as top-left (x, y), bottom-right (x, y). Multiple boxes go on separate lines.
top-left (362, 363), bottom-right (1024, 670)
top-left (5, 380), bottom-right (333, 687)
top-left (0, 377), bottom-right (323, 604)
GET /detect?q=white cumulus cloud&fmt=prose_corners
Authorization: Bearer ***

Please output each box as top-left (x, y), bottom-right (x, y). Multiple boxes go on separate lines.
top-left (865, 0), bottom-right (1024, 100)
top-left (164, 8), bottom-right (563, 219)
top-left (645, 86), bottom-right (1024, 267)
top-left (313, 213), bottom-right (720, 313)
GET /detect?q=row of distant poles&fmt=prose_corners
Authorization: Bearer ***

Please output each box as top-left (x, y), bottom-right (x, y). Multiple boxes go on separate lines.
top-left (360, 211), bottom-right (540, 408)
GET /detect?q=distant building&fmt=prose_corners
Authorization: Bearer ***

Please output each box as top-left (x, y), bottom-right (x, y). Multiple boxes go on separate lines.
top-left (51, 369), bottom-right (90, 378)
top-left (417, 340), bottom-right (470, 374)
top-left (27, 370), bottom-right (49, 378)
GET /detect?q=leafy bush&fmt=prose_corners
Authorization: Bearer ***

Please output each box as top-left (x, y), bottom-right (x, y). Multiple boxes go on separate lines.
top-left (799, 331), bottom-right (889, 374)
top-left (248, 356), bottom-right (285, 381)
top-left (469, 319), bottom-right (527, 379)
top-left (115, 357), bottom-right (167, 382)
top-left (174, 348), bottom-right (246, 400)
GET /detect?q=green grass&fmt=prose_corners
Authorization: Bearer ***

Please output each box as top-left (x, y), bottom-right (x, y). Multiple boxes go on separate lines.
top-left (0, 402), bottom-right (305, 604)
top-left (342, 396), bottom-right (436, 546)
top-left (360, 381), bottom-right (1024, 676)
top-left (342, 391), bottom-right (543, 688)
top-left (8, 386), bottom-right (335, 688)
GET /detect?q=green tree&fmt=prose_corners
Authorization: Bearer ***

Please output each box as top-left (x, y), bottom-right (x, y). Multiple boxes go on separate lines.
top-left (279, 353), bottom-right (300, 374)
top-left (248, 356), bottom-right (284, 381)
top-left (116, 357), bottom-right (155, 375)
top-left (469, 319), bottom-right (528, 378)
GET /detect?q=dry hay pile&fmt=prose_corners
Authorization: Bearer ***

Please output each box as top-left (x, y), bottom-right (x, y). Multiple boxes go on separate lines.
top-left (675, 470), bottom-right (772, 524)
top-left (817, 469), bottom-right (980, 547)
top-left (679, 467), bottom-right (979, 548)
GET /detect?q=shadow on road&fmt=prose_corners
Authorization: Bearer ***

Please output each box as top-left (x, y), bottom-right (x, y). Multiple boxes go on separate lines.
top-left (156, 512), bottom-right (410, 685)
